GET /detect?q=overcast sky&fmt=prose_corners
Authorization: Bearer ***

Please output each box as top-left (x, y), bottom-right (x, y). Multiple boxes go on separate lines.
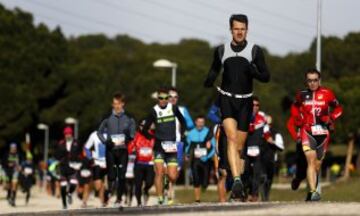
top-left (1, 0), bottom-right (359, 55)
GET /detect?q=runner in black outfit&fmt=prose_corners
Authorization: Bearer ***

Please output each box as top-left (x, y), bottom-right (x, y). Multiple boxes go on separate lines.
top-left (204, 14), bottom-right (270, 200)
top-left (142, 88), bottom-right (186, 205)
top-left (55, 126), bottom-right (82, 209)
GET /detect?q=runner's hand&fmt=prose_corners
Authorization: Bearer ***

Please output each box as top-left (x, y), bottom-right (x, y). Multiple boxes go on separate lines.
top-left (200, 156), bottom-right (207, 163)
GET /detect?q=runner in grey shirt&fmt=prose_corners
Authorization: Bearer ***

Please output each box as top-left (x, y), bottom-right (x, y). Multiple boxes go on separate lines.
top-left (97, 92), bottom-right (136, 207)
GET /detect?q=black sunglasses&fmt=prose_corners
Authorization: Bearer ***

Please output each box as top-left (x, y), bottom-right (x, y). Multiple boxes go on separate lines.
top-left (158, 96), bottom-right (169, 100)
top-left (307, 78), bottom-right (319, 83)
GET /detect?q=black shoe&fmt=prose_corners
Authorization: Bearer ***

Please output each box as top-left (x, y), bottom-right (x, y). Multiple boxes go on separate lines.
top-left (291, 178), bottom-right (301, 191)
top-left (231, 179), bottom-right (246, 200)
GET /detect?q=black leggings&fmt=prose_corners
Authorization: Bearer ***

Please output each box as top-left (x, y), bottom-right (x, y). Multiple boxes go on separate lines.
top-left (243, 156), bottom-right (262, 196)
top-left (295, 142), bottom-right (307, 181)
top-left (107, 149), bottom-right (128, 201)
top-left (191, 159), bottom-right (210, 188)
top-left (134, 163), bottom-right (154, 205)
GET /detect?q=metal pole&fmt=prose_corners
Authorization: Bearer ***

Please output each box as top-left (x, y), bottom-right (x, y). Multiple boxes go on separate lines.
top-left (44, 128), bottom-right (49, 164)
top-left (171, 64), bottom-right (177, 87)
top-left (316, 0), bottom-right (322, 71)
top-left (74, 121), bottom-right (79, 140)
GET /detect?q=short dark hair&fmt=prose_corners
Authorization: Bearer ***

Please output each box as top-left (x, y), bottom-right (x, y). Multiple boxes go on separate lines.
top-left (195, 115), bottom-right (206, 120)
top-left (157, 87), bottom-right (168, 95)
top-left (168, 87), bottom-right (178, 93)
top-left (113, 92), bottom-right (125, 102)
top-left (229, 14), bottom-right (248, 28)
top-left (305, 68), bottom-right (321, 79)
top-left (253, 96), bottom-right (259, 102)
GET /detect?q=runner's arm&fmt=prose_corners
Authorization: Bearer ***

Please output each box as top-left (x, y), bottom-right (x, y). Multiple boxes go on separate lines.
top-left (206, 137), bottom-right (216, 159)
top-left (84, 133), bottom-right (95, 159)
top-left (141, 111), bottom-right (156, 140)
top-left (207, 104), bottom-right (221, 124)
top-left (128, 117), bottom-right (137, 141)
top-left (127, 132), bottom-right (138, 154)
top-left (174, 106), bottom-right (186, 137)
top-left (328, 91), bottom-right (343, 121)
top-left (204, 46), bottom-right (222, 88)
top-left (251, 45), bottom-right (270, 82)
top-left (182, 107), bottom-right (195, 130)
top-left (185, 132), bottom-right (192, 155)
top-left (97, 118), bottom-right (110, 144)
top-left (287, 117), bottom-right (299, 141)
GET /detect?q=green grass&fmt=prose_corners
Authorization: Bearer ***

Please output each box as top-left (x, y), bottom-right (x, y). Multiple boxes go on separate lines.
top-left (175, 177), bottom-right (360, 203)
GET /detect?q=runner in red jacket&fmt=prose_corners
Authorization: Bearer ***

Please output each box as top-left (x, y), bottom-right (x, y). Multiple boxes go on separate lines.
top-left (291, 68), bottom-right (342, 201)
top-left (127, 120), bottom-right (155, 206)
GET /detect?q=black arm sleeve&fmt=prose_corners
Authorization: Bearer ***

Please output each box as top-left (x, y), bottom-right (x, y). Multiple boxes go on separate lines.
top-left (97, 118), bottom-right (109, 144)
top-left (204, 46), bottom-right (223, 88)
top-left (141, 111), bottom-right (156, 139)
top-left (128, 117), bottom-right (136, 140)
top-left (174, 106), bottom-right (186, 136)
top-left (250, 45), bottom-right (270, 82)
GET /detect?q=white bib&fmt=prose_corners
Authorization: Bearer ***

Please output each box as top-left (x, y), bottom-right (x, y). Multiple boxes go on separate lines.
top-left (139, 147), bottom-right (153, 157)
top-left (80, 169), bottom-right (91, 178)
top-left (161, 141), bottom-right (177, 153)
top-left (311, 125), bottom-right (329, 136)
top-left (194, 147), bottom-right (207, 158)
top-left (69, 162), bottom-right (82, 170)
top-left (24, 167), bottom-right (33, 175)
top-left (111, 134), bottom-right (125, 146)
top-left (247, 146), bottom-right (260, 157)
top-left (95, 159), bottom-right (107, 168)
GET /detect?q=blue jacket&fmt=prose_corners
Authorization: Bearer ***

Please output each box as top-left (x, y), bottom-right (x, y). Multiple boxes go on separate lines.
top-left (207, 104), bottom-right (221, 124)
top-left (179, 106), bottom-right (194, 130)
top-left (186, 127), bottom-right (215, 162)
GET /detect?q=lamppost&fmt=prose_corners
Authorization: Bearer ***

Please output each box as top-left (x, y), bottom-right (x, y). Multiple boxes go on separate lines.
top-left (37, 123), bottom-right (49, 164)
top-left (65, 117), bottom-right (78, 140)
top-left (153, 59), bottom-right (177, 87)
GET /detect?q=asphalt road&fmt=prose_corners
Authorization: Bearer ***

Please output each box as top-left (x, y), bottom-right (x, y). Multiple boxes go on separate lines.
top-left (3, 201), bottom-right (360, 216)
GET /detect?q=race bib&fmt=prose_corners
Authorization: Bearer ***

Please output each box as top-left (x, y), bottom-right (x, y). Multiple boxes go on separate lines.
top-left (161, 141), bottom-right (177, 153)
top-left (80, 169), bottom-right (91, 178)
top-left (311, 125), bottom-right (329, 136)
top-left (24, 167), bottom-right (33, 175)
top-left (95, 159), bottom-right (107, 169)
top-left (139, 147), bottom-right (153, 157)
top-left (111, 134), bottom-right (125, 146)
top-left (69, 162), bottom-right (82, 170)
top-left (194, 147), bottom-right (207, 158)
top-left (247, 146), bottom-right (260, 157)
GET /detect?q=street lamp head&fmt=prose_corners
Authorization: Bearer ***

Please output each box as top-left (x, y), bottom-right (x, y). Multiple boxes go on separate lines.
top-left (37, 123), bottom-right (49, 130)
top-left (65, 117), bottom-right (78, 124)
top-left (153, 59), bottom-right (176, 68)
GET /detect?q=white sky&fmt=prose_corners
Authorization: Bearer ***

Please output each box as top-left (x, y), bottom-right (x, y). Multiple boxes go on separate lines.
top-left (1, 0), bottom-right (359, 55)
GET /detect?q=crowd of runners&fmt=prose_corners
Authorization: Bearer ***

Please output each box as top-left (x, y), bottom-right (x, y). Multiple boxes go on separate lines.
top-left (0, 14), bottom-right (342, 209)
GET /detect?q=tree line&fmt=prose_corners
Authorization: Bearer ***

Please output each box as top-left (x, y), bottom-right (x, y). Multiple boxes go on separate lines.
top-left (1, 5), bottom-right (359, 158)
